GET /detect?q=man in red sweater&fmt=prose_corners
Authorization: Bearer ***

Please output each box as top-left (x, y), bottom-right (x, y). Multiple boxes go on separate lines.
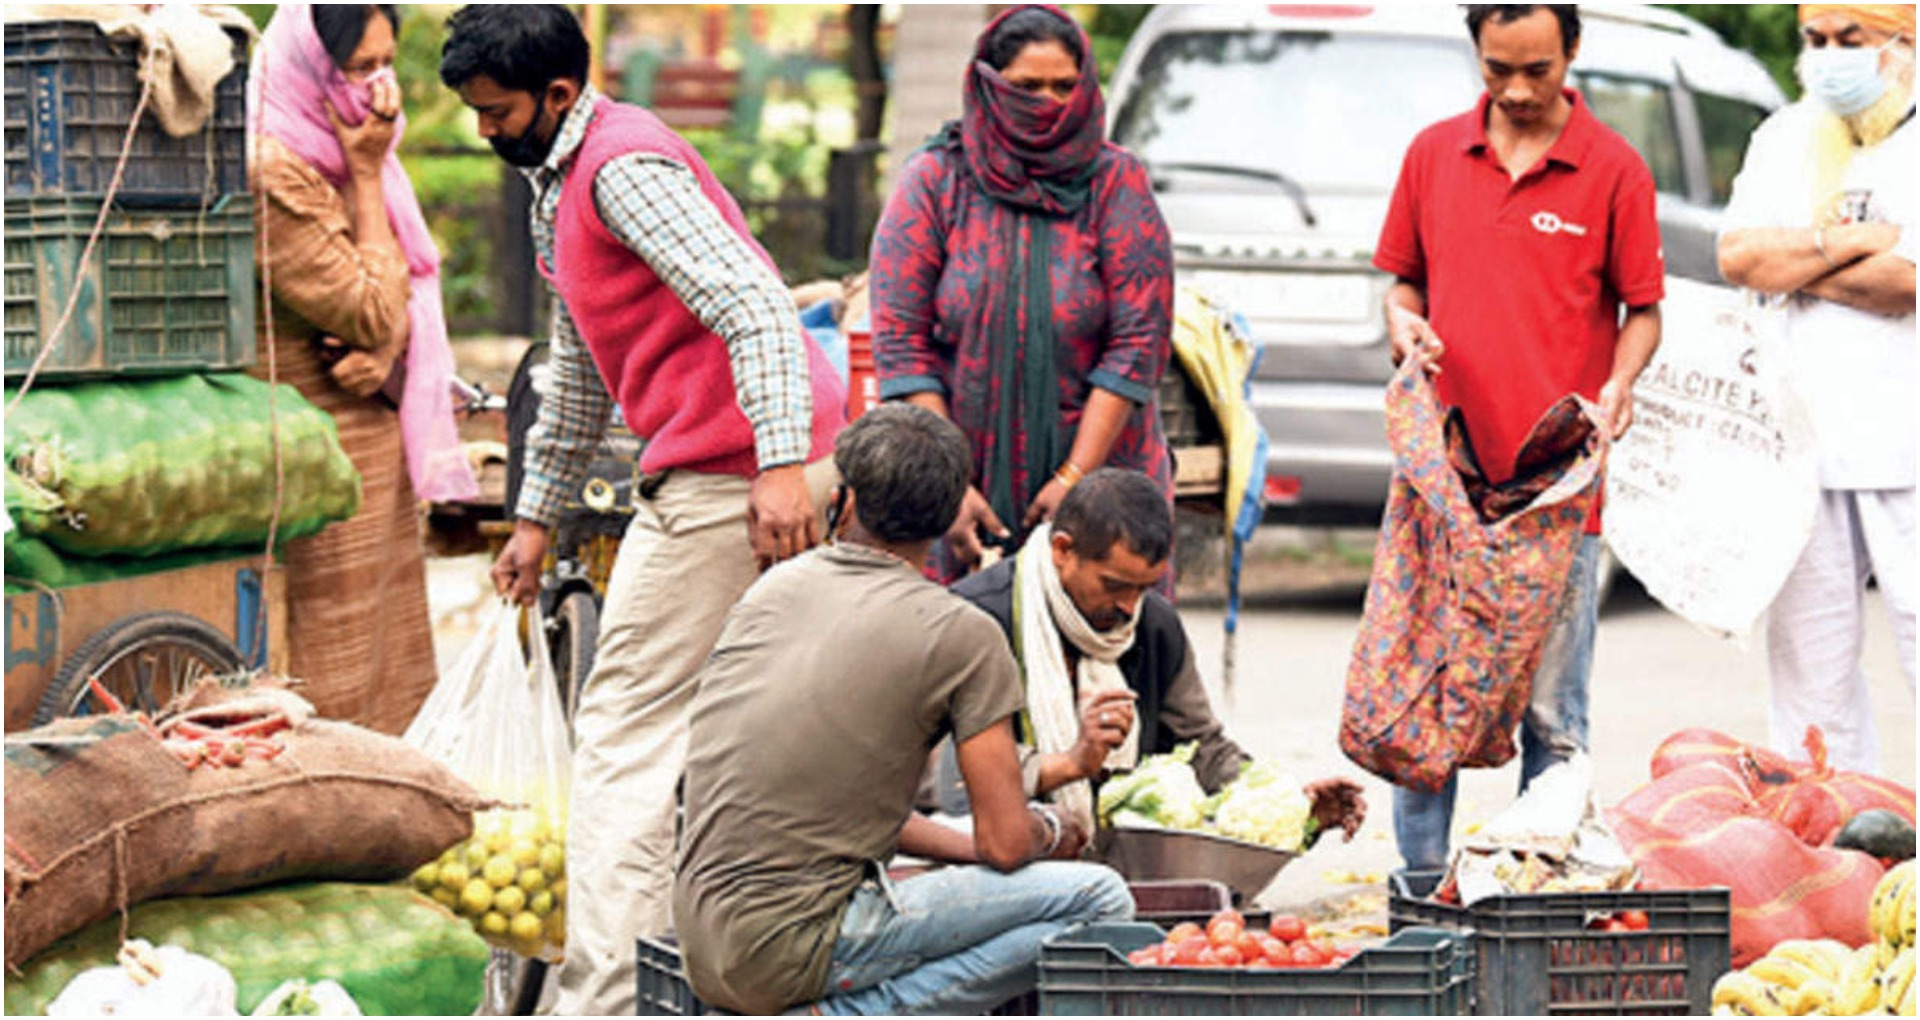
top-left (442, 6), bottom-right (844, 1013)
top-left (1372, 4), bottom-right (1664, 872)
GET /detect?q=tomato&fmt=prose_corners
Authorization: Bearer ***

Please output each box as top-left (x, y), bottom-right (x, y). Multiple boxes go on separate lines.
top-left (1214, 943), bottom-right (1244, 967)
top-left (1235, 931), bottom-right (1265, 962)
top-left (1207, 919), bottom-right (1245, 947)
top-left (1619, 910), bottom-right (1650, 932)
top-left (1307, 938), bottom-right (1339, 962)
top-left (1209, 908), bottom-right (1246, 930)
top-left (1167, 922), bottom-right (1203, 943)
top-left (1246, 956), bottom-right (1276, 968)
top-left (1195, 946), bottom-right (1224, 968)
top-left (1268, 914), bottom-right (1307, 942)
top-left (1127, 947), bottom-right (1157, 967)
top-left (1171, 935), bottom-right (1210, 966)
top-left (1291, 941), bottom-right (1329, 967)
top-left (1260, 936), bottom-right (1293, 967)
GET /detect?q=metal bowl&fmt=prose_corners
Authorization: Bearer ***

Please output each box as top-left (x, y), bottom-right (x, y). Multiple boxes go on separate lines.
top-left (1098, 825), bottom-right (1299, 903)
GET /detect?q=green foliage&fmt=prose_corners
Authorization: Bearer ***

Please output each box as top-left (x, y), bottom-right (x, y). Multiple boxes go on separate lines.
top-left (1659, 4), bottom-right (1802, 96)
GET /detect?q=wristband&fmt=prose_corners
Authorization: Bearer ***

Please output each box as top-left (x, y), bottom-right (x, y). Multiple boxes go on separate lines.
top-left (1030, 803), bottom-right (1063, 856)
top-left (1814, 228), bottom-right (1838, 269)
top-left (1053, 461), bottom-right (1086, 490)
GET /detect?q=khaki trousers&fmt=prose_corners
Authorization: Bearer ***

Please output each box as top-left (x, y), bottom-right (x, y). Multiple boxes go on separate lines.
top-left (553, 461), bottom-right (836, 1016)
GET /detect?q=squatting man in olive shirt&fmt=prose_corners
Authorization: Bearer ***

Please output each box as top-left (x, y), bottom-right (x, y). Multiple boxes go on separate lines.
top-left (672, 405), bottom-right (1133, 1016)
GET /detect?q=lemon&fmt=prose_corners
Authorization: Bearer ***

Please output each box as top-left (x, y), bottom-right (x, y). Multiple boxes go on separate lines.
top-left (483, 854), bottom-right (519, 888)
top-left (484, 824), bottom-right (514, 854)
top-left (494, 885), bottom-right (527, 916)
top-left (528, 890), bottom-right (555, 918)
top-left (464, 840), bottom-right (490, 872)
top-left (439, 861), bottom-right (471, 892)
top-left (510, 840), bottom-right (541, 869)
top-left (460, 878), bottom-right (495, 916)
top-left (480, 911), bottom-right (510, 937)
top-left (550, 878), bottom-right (568, 903)
top-left (412, 862), bottom-right (440, 891)
top-left (510, 911), bottom-right (545, 942)
top-left (538, 844), bottom-right (565, 879)
top-left (517, 868), bottom-right (547, 894)
top-left (430, 887), bottom-right (459, 910)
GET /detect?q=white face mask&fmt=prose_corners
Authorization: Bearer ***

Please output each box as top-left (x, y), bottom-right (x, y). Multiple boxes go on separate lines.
top-left (1801, 41), bottom-right (1894, 116)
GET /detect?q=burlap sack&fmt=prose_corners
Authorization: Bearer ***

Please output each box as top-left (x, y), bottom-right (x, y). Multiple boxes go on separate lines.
top-left (3, 683), bottom-right (486, 969)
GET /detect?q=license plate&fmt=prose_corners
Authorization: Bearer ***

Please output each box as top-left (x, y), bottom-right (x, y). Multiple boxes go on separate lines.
top-left (1189, 270), bottom-right (1375, 325)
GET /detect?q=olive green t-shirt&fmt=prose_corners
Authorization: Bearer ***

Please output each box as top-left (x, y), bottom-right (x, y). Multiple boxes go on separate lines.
top-left (672, 543), bottom-right (1024, 1015)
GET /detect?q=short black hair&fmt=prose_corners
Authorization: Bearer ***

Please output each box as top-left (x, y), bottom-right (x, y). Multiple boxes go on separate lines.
top-left (313, 5), bottom-right (400, 70)
top-left (983, 6), bottom-right (1085, 71)
top-left (1464, 5), bottom-right (1582, 56)
top-left (834, 405), bottom-right (974, 544)
top-left (439, 5), bottom-right (590, 94)
top-left (1052, 469), bottom-right (1173, 565)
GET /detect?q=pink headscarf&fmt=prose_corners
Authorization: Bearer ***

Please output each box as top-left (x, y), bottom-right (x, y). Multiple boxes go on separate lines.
top-left (248, 3), bottom-right (476, 503)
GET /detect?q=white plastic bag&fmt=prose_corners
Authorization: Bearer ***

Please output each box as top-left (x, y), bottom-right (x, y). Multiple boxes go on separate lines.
top-left (47, 941), bottom-right (238, 1016)
top-left (1604, 278), bottom-right (1820, 638)
top-left (402, 601), bottom-right (572, 960)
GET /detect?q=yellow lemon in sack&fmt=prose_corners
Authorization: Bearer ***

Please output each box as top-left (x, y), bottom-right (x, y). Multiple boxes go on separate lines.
top-left (484, 854), bottom-right (519, 889)
top-left (528, 890), bottom-right (555, 918)
top-left (494, 885), bottom-right (527, 916)
top-left (538, 843), bottom-right (565, 879)
top-left (481, 911), bottom-right (510, 937)
top-left (439, 861), bottom-right (471, 892)
top-left (411, 862), bottom-right (440, 892)
top-left (517, 868), bottom-right (547, 894)
top-left (509, 911), bottom-right (545, 943)
top-left (463, 840), bottom-right (490, 873)
top-left (460, 878), bottom-right (495, 916)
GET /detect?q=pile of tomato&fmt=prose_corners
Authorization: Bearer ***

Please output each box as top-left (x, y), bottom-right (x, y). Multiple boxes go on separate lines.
top-left (1124, 909), bottom-right (1360, 969)
top-left (1585, 909), bottom-right (1651, 933)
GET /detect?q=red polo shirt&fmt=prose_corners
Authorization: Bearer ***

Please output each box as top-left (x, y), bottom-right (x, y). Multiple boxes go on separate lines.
top-left (1375, 89), bottom-right (1664, 524)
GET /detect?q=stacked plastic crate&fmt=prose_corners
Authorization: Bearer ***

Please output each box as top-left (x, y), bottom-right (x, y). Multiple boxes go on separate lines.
top-left (4, 17), bottom-right (254, 381)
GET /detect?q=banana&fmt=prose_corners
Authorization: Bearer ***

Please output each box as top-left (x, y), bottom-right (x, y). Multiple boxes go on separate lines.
top-left (1774, 939), bottom-right (1853, 981)
top-left (1717, 971), bottom-right (1791, 1016)
top-left (1899, 877), bottom-right (1917, 951)
top-left (1750, 954), bottom-right (1824, 991)
top-left (1788, 977), bottom-right (1836, 1016)
top-left (1897, 972), bottom-right (1915, 1018)
top-left (1875, 863), bottom-right (1917, 948)
top-left (1837, 943), bottom-right (1885, 1016)
top-left (1880, 947), bottom-right (1917, 1014)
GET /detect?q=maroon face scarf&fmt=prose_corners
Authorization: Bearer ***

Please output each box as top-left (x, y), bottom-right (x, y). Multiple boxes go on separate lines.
top-left (957, 4), bottom-right (1105, 215)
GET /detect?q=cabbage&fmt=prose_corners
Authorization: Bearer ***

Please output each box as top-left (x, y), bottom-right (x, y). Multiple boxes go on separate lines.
top-left (1211, 760), bottom-right (1314, 850)
top-left (1097, 743), bottom-right (1210, 830)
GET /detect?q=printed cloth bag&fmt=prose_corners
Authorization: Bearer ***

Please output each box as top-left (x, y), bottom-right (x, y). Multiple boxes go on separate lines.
top-left (1341, 363), bottom-right (1606, 792)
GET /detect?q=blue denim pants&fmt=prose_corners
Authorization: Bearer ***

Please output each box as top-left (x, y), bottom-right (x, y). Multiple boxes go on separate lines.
top-left (1393, 534), bottom-right (1601, 871)
top-left (798, 861), bottom-right (1134, 1016)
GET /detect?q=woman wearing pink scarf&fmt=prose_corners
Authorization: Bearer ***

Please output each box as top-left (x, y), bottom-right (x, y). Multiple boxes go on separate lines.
top-left (247, 4), bottom-right (473, 733)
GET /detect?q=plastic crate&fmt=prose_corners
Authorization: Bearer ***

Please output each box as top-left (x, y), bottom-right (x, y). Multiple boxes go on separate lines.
top-left (4, 20), bottom-right (249, 203)
top-left (1038, 921), bottom-right (1475, 1015)
top-left (4, 193), bottom-right (256, 380)
top-left (636, 936), bottom-right (710, 1016)
top-left (1389, 870), bottom-right (1732, 1016)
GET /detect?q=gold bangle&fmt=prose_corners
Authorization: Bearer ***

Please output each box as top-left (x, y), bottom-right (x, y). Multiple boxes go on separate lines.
top-left (1054, 461), bottom-right (1086, 489)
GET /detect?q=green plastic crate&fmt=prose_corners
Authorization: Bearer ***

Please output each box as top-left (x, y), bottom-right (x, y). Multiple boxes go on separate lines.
top-left (1038, 922), bottom-right (1476, 1015)
top-left (1390, 870), bottom-right (1732, 1016)
top-left (4, 193), bottom-right (254, 380)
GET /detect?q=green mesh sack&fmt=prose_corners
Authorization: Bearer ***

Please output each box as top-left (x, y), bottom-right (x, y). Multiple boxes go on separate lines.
top-left (3, 883), bottom-right (489, 1017)
top-left (5, 374), bottom-right (360, 558)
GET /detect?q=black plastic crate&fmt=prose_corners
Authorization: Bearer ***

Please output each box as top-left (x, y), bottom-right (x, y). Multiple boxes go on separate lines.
top-left (4, 19), bottom-right (249, 203)
top-left (636, 936), bottom-right (710, 1016)
top-left (4, 193), bottom-right (255, 380)
top-left (1389, 870), bottom-right (1731, 1016)
top-left (1038, 921), bottom-right (1475, 1015)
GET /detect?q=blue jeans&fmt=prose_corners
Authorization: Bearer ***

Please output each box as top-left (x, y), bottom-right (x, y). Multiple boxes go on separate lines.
top-left (799, 861), bottom-right (1134, 1016)
top-left (1393, 534), bottom-right (1601, 871)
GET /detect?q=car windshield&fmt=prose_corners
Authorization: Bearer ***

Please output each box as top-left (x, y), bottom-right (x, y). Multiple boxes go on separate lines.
top-left (1112, 30), bottom-right (1481, 192)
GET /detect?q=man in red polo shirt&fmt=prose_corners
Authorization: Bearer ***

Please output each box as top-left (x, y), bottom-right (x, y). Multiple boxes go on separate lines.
top-left (1372, 3), bottom-right (1664, 871)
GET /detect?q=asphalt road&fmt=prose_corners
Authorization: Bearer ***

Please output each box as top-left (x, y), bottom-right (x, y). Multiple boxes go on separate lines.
top-left (1177, 560), bottom-right (1916, 911)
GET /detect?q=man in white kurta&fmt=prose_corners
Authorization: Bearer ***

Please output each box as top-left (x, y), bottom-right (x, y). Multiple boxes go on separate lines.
top-left (1718, 3), bottom-right (1916, 775)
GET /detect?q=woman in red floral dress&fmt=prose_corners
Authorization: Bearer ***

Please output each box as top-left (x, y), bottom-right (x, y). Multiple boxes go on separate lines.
top-left (869, 3), bottom-right (1176, 585)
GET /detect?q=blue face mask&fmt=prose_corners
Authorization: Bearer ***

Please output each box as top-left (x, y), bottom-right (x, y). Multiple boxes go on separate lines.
top-left (1801, 42), bottom-right (1891, 116)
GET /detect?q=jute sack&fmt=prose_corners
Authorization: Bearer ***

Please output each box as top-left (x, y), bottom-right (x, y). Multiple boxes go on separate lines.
top-left (3, 683), bottom-right (485, 968)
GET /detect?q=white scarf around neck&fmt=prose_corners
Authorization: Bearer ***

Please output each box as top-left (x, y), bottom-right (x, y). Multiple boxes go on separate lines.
top-left (1016, 522), bottom-right (1143, 832)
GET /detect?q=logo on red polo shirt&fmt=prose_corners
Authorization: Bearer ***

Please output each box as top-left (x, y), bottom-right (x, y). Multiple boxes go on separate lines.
top-left (1530, 211), bottom-right (1589, 237)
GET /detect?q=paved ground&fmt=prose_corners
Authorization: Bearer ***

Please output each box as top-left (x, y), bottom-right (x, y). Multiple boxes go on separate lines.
top-left (426, 527), bottom-right (1916, 919)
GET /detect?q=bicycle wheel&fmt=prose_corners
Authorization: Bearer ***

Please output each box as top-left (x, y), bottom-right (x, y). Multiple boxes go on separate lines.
top-left (35, 611), bottom-right (247, 725)
top-left (547, 588), bottom-right (599, 724)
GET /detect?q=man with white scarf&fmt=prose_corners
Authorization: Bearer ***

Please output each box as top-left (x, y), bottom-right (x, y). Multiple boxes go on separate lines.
top-left (1718, 4), bottom-right (1916, 776)
top-left (951, 469), bottom-right (1366, 838)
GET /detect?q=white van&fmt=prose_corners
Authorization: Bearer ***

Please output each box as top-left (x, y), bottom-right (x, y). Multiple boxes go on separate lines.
top-left (1109, 4), bottom-right (1786, 523)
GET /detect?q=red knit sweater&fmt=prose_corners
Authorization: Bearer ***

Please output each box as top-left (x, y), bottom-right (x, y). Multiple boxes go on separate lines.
top-left (550, 100), bottom-right (842, 477)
